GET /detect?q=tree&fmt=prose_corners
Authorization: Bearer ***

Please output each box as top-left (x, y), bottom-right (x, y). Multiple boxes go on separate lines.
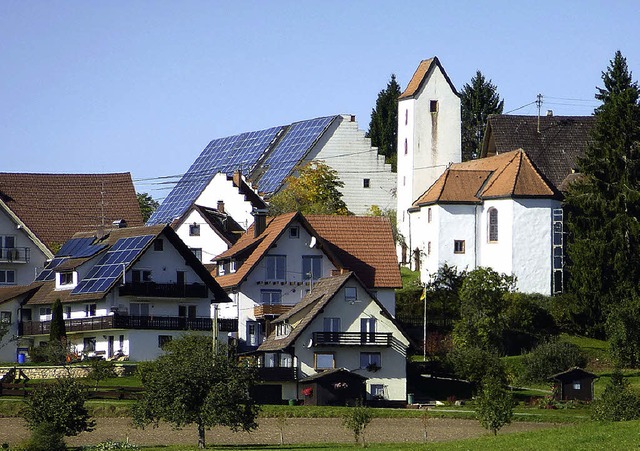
top-left (366, 74), bottom-right (401, 171)
top-left (86, 359), bottom-right (117, 391)
top-left (49, 299), bottom-right (66, 345)
top-left (132, 335), bottom-right (259, 449)
top-left (476, 374), bottom-right (514, 435)
top-left (22, 377), bottom-right (95, 448)
top-left (342, 401), bottom-right (372, 447)
top-left (564, 51), bottom-right (640, 338)
top-left (460, 71), bottom-right (504, 161)
top-left (268, 160), bottom-right (349, 216)
top-left (137, 192), bottom-right (159, 222)
top-left (591, 368), bottom-right (640, 421)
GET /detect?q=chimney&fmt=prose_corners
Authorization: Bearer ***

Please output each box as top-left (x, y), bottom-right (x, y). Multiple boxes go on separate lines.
top-left (546, 110), bottom-right (554, 117)
top-left (217, 200), bottom-right (225, 214)
top-left (252, 208), bottom-right (268, 238)
top-left (112, 219), bottom-right (127, 228)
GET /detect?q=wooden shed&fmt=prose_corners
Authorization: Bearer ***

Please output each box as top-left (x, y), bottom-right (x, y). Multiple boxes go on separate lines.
top-left (549, 367), bottom-right (598, 401)
top-left (299, 368), bottom-right (367, 406)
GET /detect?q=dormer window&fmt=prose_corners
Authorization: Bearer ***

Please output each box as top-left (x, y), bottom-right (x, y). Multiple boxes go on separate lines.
top-left (189, 223), bottom-right (200, 236)
top-left (60, 272), bottom-right (74, 285)
top-left (56, 271), bottom-right (77, 289)
top-left (275, 322), bottom-right (291, 338)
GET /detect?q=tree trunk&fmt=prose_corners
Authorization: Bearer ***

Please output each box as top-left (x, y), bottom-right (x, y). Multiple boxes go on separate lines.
top-left (198, 421), bottom-right (206, 449)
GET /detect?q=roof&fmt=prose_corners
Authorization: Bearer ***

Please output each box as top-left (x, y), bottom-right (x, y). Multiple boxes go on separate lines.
top-left (0, 284), bottom-right (43, 305)
top-left (174, 204), bottom-right (244, 247)
top-left (549, 367), bottom-right (598, 381)
top-left (412, 150), bottom-right (557, 208)
top-left (0, 172), bottom-right (143, 252)
top-left (399, 57), bottom-right (458, 100)
top-left (300, 367), bottom-right (368, 383)
top-left (213, 213), bottom-right (402, 290)
top-left (482, 115), bottom-right (596, 191)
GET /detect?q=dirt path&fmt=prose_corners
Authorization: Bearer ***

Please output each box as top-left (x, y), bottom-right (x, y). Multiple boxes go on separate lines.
top-left (0, 417), bottom-right (559, 447)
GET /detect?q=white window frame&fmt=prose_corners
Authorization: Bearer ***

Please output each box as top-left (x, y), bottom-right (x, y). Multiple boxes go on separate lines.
top-left (0, 270), bottom-right (16, 285)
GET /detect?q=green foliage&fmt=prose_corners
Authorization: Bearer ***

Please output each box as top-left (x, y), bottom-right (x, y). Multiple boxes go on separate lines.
top-left (502, 293), bottom-right (557, 354)
top-left (367, 206), bottom-right (399, 245)
top-left (366, 74), bottom-right (402, 171)
top-left (23, 377), bottom-right (94, 438)
top-left (592, 368), bottom-right (640, 421)
top-left (564, 51), bottom-right (640, 338)
top-left (475, 374), bottom-right (514, 435)
top-left (342, 401), bottom-right (372, 446)
top-left (136, 192), bottom-right (159, 223)
top-left (460, 70), bottom-right (504, 161)
top-left (86, 359), bottom-right (117, 390)
top-left (520, 339), bottom-right (587, 383)
top-left (446, 346), bottom-right (505, 386)
top-left (23, 422), bottom-right (66, 451)
top-left (607, 298), bottom-right (640, 367)
top-left (82, 440), bottom-right (139, 450)
top-left (132, 335), bottom-right (259, 449)
top-left (49, 299), bottom-right (66, 344)
top-left (268, 160), bottom-right (349, 216)
top-left (29, 341), bottom-right (69, 364)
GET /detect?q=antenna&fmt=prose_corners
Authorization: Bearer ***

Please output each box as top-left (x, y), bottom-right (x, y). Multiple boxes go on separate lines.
top-left (100, 180), bottom-right (106, 227)
top-left (536, 94), bottom-right (543, 133)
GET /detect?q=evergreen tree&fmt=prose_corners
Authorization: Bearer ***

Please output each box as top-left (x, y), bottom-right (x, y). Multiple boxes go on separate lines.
top-left (49, 299), bottom-right (66, 344)
top-left (564, 51), bottom-right (640, 338)
top-left (460, 71), bottom-right (504, 161)
top-left (366, 74), bottom-right (401, 171)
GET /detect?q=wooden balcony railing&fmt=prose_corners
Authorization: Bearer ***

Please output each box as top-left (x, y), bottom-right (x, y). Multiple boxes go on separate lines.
top-left (312, 331), bottom-right (393, 347)
top-left (253, 304), bottom-right (292, 318)
top-left (0, 247), bottom-right (29, 263)
top-left (256, 366), bottom-right (297, 382)
top-left (118, 282), bottom-right (208, 298)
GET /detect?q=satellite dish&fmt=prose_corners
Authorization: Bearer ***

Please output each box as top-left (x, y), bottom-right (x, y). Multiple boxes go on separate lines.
top-left (307, 338), bottom-right (313, 348)
top-left (309, 237), bottom-right (317, 248)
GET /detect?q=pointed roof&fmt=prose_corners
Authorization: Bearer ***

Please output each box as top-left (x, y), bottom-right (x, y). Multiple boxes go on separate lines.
top-left (0, 172), bottom-right (143, 252)
top-left (173, 204), bottom-right (244, 247)
top-left (399, 57), bottom-right (459, 100)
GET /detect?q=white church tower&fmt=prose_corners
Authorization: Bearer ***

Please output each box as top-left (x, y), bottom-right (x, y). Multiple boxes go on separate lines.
top-left (396, 57), bottom-right (461, 266)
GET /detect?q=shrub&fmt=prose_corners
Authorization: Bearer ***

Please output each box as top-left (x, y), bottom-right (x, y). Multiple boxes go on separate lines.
top-left (520, 339), bottom-right (587, 383)
top-left (591, 369), bottom-right (640, 421)
top-left (343, 401), bottom-right (372, 447)
top-left (23, 422), bottom-right (66, 451)
top-left (502, 293), bottom-right (557, 354)
top-left (445, 346), bottom-right (505, 386)
top-left (476, 374), bottom-right (514, 435)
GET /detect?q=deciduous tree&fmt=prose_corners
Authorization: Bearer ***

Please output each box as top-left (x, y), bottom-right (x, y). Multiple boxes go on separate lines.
top-left (476, 374), bottom-right (514, 435)
top-left (137, 192), bottom-right (159, 223)
top-left (366, 74), bottom-right (401, 171)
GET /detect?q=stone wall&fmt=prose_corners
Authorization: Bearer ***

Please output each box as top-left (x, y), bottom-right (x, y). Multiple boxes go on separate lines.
top-left (0, 364), bottom-right (136, 380)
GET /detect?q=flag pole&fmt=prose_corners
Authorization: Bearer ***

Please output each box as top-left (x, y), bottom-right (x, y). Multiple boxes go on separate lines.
top-left (421, 285), bottom-right (427, 361)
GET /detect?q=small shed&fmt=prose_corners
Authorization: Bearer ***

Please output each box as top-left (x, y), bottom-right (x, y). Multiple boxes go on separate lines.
top-left (300, 368), bottom-right (367, 406)
top-left (549, 367), bottom-right (598, 401)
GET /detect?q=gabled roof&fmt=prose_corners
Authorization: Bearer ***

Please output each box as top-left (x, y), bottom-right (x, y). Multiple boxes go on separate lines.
top-left (213, 213), bottom-right (402, 290)
top-left (399, 57), bottom-right (459, 100)
top-left (481, 115), bottom-right (596, 191)
top-left (0, 284), bottom-right (44, 305)
top-left (412, 149), bottom-right (557, 208)
top-left (549, 367), bottom-right (598, 381)
top-left (173, 204), bottom-right (244, 247)
top-left (0, 172), bottom-right (143, 251)
top-left (300, 367), bottom-right (368, 383)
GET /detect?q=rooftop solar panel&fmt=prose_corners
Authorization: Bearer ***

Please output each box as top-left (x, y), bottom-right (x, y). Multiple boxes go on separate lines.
top-left (72, 235), bottom-right (155, 295)
top-left (35, 257), bottom-right (69, 282)
top-left (57, 237), bottom-right (106, 258)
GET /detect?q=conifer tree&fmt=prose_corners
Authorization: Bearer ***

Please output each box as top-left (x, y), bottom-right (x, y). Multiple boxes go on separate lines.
top-left (565, 51), bottom-right (640, 338)
top-left (49, 299), bottom-right (66, 344)
top-left (366, 74), bottom-right (401, 171)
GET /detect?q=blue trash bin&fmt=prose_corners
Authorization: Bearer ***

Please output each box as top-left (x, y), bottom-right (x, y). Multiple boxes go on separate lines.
top-left (17, 353), bottom-right (25, 364)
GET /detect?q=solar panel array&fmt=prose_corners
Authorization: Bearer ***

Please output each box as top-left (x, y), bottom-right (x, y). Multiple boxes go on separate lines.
top-left (57, 237), bottom-right (106, 258)
top-left (72, 235), bottom-right (155, 295)
top-left (35, 257), bottom-right (69, 282)
top-left (256, 116), bottom-right (337, 194)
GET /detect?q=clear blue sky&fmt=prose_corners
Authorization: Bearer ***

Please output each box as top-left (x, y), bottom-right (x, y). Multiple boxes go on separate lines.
top-left (2, 1), bottom-right (638, 201)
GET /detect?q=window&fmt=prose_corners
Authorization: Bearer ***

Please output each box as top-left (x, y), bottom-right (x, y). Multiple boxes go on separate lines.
top-left (344, 287), bottom-right (357, 302)
top-left (85, 304), bottom-right (97, 317)
top-left (488, 208), bottom-right (499, 242)
top-left (427, 207), bottom-right (432, 223)
top-left (132, 269), bottom-right (152, 283)
top-left (177, 271), bottom-right (185, 285)
top-left (363, 178), bottom-right (370, 188)
top-left (59, 272), bottom-right (74, 286)
top-left (265, 255), bottom-right (286, 281)
top-left (404, 138), bottom-right (408, 155)
top-left (65, 306), bottom-right (71, 319)
top-left (178, 305), bottom-right (197, 318)
top-left (360, 352), bottom-right (381, 369)
top-left (361, 317), bottom-right (376, 343)
top-left (289, 227), bottom-right (299, 239)
top-left (302, 255), bottom-right (322, 281)
top-left (130, 302), bottom-right (150, 316)
top-left (427, 241), bottom-right (432, 255)
top-left (264, 352), bottom-right (277, 368)
top-left (405, 109), bottom-right (408, 125)
top-left (154, 239), bottom-right (164, 251)
top-left (371, 384), bottom-right (385, 399)
top-left (189, 223), bottom-right (200, 236)
top-left (158, 335), bottom-right (172, 348)
top-left (83, 337), bottom-right (96, 352)
top-left (275, 322), bottom-right (291, 337)
top-left (39, 307), bottom-right (51, 320)
top-left (430, 100), bottom-right (438, 113)
top-left (314, 352), bottom-right (335, 370)
top-left (572, 381), bottom-right (581, 390)
top-left (190, 248), bottom-right (203, 261)
top-left (260, 290), bottom-right (282, 305)
top-left (454, 240), bottom-right (465, 254)
top-left (0, 236), bottom-right (15, 260)
top-left (0, 270), bottom-right (15, 285)
top-left (246, 321), bottom-right (262, 347)
top-left (323, 317), bottom-right (341, 332)
top-left (0, 311), bottom-right (11, 324)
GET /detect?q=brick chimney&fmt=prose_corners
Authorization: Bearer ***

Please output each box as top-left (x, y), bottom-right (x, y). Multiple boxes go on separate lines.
top-left (252, 208), bottom-right (268, 238)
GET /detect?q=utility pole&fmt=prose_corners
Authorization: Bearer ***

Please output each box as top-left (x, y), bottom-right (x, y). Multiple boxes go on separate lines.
top-left (536, 94), bottom-right (543, 133)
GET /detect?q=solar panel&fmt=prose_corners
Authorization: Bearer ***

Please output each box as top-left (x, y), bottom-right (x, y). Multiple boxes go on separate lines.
top-left (147, 126), bottom-right (282, 225)
top-left (256, 116), bottom-right (337, 194)
top-left (57, 237), bottom-right (106, 258)
top-left (35, 257), bottom-right (69, 282)
top-left (72, 235), bottom-right (155, 295)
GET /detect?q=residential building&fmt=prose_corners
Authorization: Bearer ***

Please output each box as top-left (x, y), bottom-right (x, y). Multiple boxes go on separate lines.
top-left (212, 212), bottom-right (402, 350)
top-left (0, 224), bottom-right (229, 362)
top-left (256, 271), bottom-right (411, 403)
top-left (0, 172), bottom-right (143, 287)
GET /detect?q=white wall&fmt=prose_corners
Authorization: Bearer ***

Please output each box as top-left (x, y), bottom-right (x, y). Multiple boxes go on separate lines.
top-left (175, 209), bottom-right (232, 264)
top-left (0, 210), bottom-right (49, 286)
top-left (478, 199), bottom-right (514, 277)
top-left (196, 173), bottom-right (257, 230)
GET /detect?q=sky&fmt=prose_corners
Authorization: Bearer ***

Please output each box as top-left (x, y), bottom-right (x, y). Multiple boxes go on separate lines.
top-left (1, 1), bottom-right (639, 202)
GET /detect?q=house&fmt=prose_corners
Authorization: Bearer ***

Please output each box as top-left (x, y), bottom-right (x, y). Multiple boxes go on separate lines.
top-left (255, 271), bottom-right (411, 404)
top-left (409, 149), bottom-right (561, 295)
top-left (549, 367), bottom-right (598, 402)
top-left (148, 114), bottom-right (396, 227)
top-left (0, 172), bottom-right (143, 287)
top-left (396, 57), bottom-right (462, 264)
top-left (212, 212), bottom-right (402, 350)
top-left (0, 224), bottom-right (230, 362)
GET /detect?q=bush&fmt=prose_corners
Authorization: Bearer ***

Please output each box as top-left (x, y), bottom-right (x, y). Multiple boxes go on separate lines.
top-left (476, 374), bottom-right (514, 435)
top-left (23, 422), bottom-right (66, 451)
top-left (342, 401), bottom-right (372, 447)
top-left (591, 369), bottom-right (640, 421)
top-left (29, 341), bottom-right (68, 364)
top-left (502, 293), bottom-right (557, 354)
top-left (445, 346), bottom-right (505, 386)
top-left (520, 339), bottom-right (587, 383)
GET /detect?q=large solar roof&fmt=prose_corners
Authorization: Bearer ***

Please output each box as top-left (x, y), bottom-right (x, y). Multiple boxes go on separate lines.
top-left (35, 237), bottom-right (107, 282)
top-left (72, 235), bottom-right (155, 295)
top-left (147, 115), bottom-right (339, 225)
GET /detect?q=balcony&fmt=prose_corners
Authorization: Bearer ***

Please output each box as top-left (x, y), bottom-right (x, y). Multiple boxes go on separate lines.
top-left (254, 304), bottom-right (292, 319)
top-left (312, 331), bottom-right (392, 347)
top-left (118, 282), bottom-right (208, 298)
top-left (20, 313), bottom-right (216, 335)
top-left (0, 247), bottom-right (29, 263)
top-left (256, 366), bottom-right (297, 382)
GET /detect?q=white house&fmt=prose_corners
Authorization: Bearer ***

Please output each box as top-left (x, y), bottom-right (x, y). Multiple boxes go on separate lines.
top-left (396, 57), bottom-right (462, 264)
top-left (212, 212), bottom-right (402, 351)
top-left (256, 271), bottom-right (411, 403)
top-left (0, 224), bottom-right (230, 362)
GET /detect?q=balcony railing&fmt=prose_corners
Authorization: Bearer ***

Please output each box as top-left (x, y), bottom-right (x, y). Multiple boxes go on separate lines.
top-left (118, 282), bottom-right (208, 298)
top-left (218, 318), bottom-right (238, 332)
top-left (0, 247), bottom-right (29, 263)
top-left (254, 304), bottom-right (292, 318)
top-left (20, 313), bottom-right (217, 335)
top-left (256, 366), bottom-right (297, 382)
top-left (312, 331), bottom-right (392, 347)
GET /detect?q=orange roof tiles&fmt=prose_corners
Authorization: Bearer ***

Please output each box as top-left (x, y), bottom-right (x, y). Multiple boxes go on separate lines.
top-left (399, 57), bottom-right (458, 100)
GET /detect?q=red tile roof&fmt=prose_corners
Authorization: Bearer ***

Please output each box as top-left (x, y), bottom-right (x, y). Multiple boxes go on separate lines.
top-left (399, 57), bottom-right (458, 100)
top-left (0, 173), bottom-right (143, 251)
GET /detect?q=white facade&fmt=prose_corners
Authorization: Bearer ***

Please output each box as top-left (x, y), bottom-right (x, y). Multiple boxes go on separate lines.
top-left (195, 173), bottom-right (258, 231)
top-left (174, 208), bottom-right (234, 264)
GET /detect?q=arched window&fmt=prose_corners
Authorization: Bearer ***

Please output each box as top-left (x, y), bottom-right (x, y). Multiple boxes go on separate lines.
top-left (488, 208), bottom-right (498, 242)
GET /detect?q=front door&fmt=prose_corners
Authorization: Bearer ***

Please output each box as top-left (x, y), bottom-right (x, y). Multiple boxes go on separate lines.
top-left (107, 336), bottom-right (114, 358)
